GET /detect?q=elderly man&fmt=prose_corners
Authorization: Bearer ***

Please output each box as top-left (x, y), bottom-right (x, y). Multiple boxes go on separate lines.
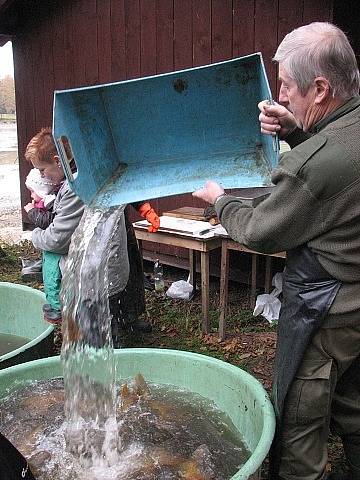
top-left (194, 22), bottom-right (360, 480)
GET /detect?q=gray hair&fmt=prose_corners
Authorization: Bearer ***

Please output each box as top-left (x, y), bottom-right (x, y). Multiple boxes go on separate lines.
top-left (274, 22), bottom-right (360, 100)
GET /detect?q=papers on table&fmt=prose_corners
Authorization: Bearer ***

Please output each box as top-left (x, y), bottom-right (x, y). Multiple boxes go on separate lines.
top-left (134, 216), bottom-right (229, 238)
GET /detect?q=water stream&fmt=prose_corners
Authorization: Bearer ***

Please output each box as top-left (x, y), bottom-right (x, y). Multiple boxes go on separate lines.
top-left (60, 205), bottom-right (127, 471)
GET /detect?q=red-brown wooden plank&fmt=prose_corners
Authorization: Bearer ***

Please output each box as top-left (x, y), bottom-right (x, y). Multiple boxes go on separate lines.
top-left (254, 0), bottom-right (279, 96)
top-left (63, 2), bottom-right (76, 88)
top-left (192, 0), bottom-right (211, 67)
top-left (30, 15), bottom-right (51, 128)
top-left (30, 23), bottom-right (44, 129)
top-left (12, 36), bottom-right (31, 224)
top-left (211, 0), bottom-right (232, 63)
top-left (303, 0), bottom-right (333, 23)
top-left (156, 0), bottom-right (174, 74)
top-left (51, 2), bottom-right (67, 91)
top-left (278, 0), bottom-right (303, 43)
top-left (333, 1), bottom-right (360, 67)
top-left (18, 34), bottom-right (36, 142)
top-left (233, 0), bottom-right (255, 58)
top-left (140, 0), bottom-right (157, 76)
top-left (275, 0), bottom-right (304, 98)
top-left (125, 0), bottom-right (141, 79)
top-left (97, 0), bottom-right (112, 84)
top-left (12, 39), bottom-right (24, 150)
top-left (82, 0), bottom-right (99, 85)
top-left (37, 6), bottom-right (55, 126)
top-left (71, 0), bottom-right (87, 87)
top-left (174, 0), bottom-right (192, 70)
top-left (110, 0), bottom-right (126, 81)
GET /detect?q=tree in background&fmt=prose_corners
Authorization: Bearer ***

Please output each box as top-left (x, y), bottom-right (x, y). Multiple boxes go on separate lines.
top-left (0, 75), bottom-right (15, 114)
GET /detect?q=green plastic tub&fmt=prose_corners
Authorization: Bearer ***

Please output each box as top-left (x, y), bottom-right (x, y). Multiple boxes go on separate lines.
top-left (0, 349), bottom-right (275, 479)
top-left (0, 282), bottom-right (54, 369)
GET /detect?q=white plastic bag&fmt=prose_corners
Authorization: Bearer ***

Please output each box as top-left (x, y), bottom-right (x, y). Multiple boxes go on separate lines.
top-left (166, 280), bottom-right (193, 300)
top-left (253, 272), bottom-right (283, 323)
top-left (253, 294), bottom-right (281, 323)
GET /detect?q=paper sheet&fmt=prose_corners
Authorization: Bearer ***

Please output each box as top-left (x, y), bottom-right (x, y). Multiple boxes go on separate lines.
top-left (134, 216), bottom-right (220, 238)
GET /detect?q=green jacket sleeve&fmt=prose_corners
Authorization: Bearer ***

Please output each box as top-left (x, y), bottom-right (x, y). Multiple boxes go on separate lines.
top-left (215, 166), bottom-right (324, 254)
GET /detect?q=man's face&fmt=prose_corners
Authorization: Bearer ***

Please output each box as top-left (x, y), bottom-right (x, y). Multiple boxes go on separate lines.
top-left (278, 64), bottom-right (315, 132)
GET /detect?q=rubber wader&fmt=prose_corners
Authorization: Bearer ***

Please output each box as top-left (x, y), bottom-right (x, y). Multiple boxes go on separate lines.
top-left (269, 245), bottom-right (341, 479)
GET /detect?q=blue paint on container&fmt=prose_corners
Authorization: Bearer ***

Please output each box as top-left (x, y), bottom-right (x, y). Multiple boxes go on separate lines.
top-left (53, 53), bottom-right (278, 207)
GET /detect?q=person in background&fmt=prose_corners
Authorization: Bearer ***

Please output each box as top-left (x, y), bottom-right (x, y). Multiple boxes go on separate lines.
top-left (25, 128), bottom-right (159, 338)
top-left (24, 167), bottom-right (63, 323)
top-left (24, 167), bottom-right (56, 229)
top-left (25, 130), bottom-right (85, 324)
top-left (110, 202), bottom-right (158, 346)
top-left (193, 22), bottom-right (360, 480)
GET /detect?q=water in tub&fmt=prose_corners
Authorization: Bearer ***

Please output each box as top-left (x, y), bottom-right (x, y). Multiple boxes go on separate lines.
top-left (0, 333), bottom-right (30, 355)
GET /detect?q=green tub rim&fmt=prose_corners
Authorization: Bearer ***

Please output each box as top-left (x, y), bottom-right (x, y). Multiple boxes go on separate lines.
top-left (0, 282), bottom-right (54, 364)
top-left (0, 348), bottom-right (276, 479)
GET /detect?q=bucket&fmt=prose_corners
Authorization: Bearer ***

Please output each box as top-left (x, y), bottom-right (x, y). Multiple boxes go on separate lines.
top-left (0, 282), bottom-right (54, 369)
top-left (53, 53), bottom-right (279, 208)
top-left (0, 349), bottom-right (275, 479)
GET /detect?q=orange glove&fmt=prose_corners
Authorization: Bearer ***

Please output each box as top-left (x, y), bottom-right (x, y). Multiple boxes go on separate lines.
top-left (138, 202), bottom-right (160, 233)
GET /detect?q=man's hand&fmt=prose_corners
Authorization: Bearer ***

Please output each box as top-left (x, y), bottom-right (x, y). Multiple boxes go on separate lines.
top-left (193, 180), bottom-right (224, 204)
top-left (138, 202), bottom-right (160, 233)
top-left (24, 201), bottom-right (35, 213)
top-left (258, 100), bottom-right (297, 139)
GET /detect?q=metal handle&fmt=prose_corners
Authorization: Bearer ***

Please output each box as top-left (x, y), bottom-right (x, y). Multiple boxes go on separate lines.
top-left (267, 99), bottom-right (280, 156)
top-left (56, 136), bottom-right (75, 182)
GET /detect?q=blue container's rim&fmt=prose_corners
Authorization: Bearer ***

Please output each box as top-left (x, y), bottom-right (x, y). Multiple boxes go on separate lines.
top-left (0, 348), bottom-right (275, 479)
top-left (53, 52), bottom-right (265, 96)
top-left (0, 282), bottom-right (54, 363)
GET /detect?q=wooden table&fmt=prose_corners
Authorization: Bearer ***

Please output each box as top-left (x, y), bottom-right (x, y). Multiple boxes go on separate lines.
top-left (219, 239), bottom-right (286, 340)
top-left (133, 226), bottom-right (222, 334)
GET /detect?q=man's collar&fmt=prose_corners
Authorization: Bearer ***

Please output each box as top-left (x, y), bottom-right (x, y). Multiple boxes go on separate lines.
top-left (310, 96), bottom-right (360, 134)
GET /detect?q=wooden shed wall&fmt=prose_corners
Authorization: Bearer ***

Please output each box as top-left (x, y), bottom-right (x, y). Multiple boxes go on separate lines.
top-left (11, 0), bottom-right (333, 260)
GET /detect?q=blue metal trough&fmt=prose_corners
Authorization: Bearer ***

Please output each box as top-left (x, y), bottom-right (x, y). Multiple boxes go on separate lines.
top-left (53, 53), bottom-right (278, 208)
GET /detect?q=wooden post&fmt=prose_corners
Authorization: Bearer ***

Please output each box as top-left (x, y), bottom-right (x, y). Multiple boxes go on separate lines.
top-left (265, 256), bottom-right (272, 292)
top-left (251, 253), bottom-right (258, 308)
top-left (200, 250), bottom-right (210, 335)
top-left (219, 239), bottom-right (230, 341)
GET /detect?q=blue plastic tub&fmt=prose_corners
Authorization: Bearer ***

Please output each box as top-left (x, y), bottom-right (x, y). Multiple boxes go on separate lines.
top-left (0, 282), bottom-right (54, 369)
top-left (0, 349), bottom-right (275, 479)
top-left (53, 53), bottom-right (278, 208)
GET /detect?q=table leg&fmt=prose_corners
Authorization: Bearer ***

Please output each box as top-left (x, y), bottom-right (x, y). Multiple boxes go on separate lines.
top-left (251, 253), bottom-right (258, 308)
top-left (265, 256), bottom-right (272, 293)
top-left (189, 248), bottom-right (196, 287)
top-left (137, 239), bottom-right (143, 267)
top-left (200, 251), bottom-right (210, 335)
top-left (189, 249), bottom-right (196, 297)
top-left (219, 240), bottom-right (229, 341)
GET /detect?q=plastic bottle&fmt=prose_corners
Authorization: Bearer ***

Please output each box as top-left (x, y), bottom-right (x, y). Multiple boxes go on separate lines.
top-left (153, 259), bottom-right (164, 293)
